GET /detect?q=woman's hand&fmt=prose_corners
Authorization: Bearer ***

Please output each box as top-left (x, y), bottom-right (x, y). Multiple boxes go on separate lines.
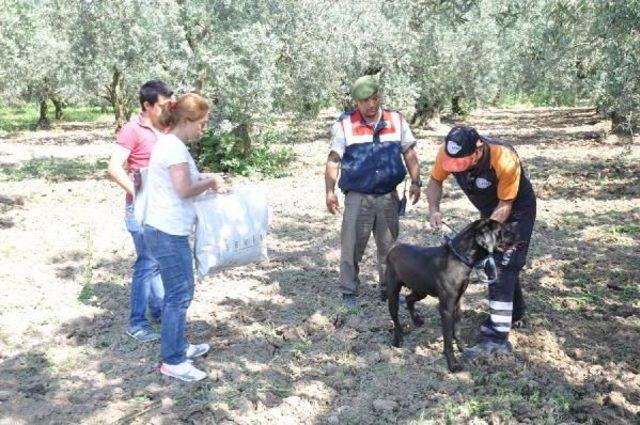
top-left (203, 173), bottom-right (227, 193)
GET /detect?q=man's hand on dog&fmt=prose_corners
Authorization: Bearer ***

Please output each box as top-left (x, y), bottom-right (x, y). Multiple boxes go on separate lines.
top-left (326, 191), bottom-right (340, 214)
top-left (430, 211), bottom-right (443, 229)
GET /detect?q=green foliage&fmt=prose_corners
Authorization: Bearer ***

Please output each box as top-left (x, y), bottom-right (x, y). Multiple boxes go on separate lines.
top-left (0, 0), bottom-right (638, 130)
top-left (0, 157), bottom-right (108, 182)
top-left (0, 105), bottom-right (110, 133)
top-left (610, 224), bottom-right (640, 235)
top-left (198, 130), bottom-right (293, 178)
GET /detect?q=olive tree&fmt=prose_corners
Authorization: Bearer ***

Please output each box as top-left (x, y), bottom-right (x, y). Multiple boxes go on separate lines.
top-left (0, 0), bottom-right (77, 127)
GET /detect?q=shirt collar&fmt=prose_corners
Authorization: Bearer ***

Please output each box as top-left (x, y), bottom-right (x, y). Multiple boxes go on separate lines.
top-left (359, 108), bottom-right (382, 126)
top-left (135, 113), bottom-right (153, 130)
top-left (136, 112), bottom-right (168, 134)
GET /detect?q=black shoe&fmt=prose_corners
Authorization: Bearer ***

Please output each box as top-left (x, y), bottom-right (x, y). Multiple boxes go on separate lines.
top-left (342, 293), bottom-right (357, 308)
top-left (463, 340), bottom-right (512, 360)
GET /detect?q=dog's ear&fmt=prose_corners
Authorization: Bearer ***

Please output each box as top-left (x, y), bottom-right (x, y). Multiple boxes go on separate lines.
top-left (475, 220), bottom-right (501, 252)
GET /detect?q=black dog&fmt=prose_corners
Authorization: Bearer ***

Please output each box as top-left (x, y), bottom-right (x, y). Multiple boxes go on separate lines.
top-left (386, 218), bottom-right (516, 372)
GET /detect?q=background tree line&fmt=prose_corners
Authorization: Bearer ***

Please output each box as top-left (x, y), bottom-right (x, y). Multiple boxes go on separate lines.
top-left (0, 0), bottom-right (637, 139)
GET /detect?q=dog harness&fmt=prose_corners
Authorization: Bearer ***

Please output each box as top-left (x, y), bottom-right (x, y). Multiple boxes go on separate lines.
top-left (444, 235), bottom-right (498, 285)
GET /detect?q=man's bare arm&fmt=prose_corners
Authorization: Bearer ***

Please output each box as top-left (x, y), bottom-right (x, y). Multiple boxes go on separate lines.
top-left (325, 151), bottom-right (341, 214)
top-left (426, 177), bottom-right (444, 228)
top-left (107, 145), bottom-right (134, 195)
top-left (490, 200), bottom-right (513, 223)
top-left (402, 147), bottom-right (421, 204)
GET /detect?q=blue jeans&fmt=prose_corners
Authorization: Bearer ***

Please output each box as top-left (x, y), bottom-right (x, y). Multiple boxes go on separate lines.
top-left (125, 202), bottom-right (164, 330)
top-left (143, 225), bottom-right (194, 365)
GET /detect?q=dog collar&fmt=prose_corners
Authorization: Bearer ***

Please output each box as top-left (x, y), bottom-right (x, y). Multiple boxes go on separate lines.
top-left (444, 235), bottom-right (498, 285)
top-left (444, 235), bottom-right (475, 267)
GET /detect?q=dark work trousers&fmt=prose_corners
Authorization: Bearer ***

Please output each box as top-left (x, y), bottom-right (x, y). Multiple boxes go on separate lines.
top-left (339, 191), bottom-right (400, 295)
top-left (480, 202), bottom-right (536, 343)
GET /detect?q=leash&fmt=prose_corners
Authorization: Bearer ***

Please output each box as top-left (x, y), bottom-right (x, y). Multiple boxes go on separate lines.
top-left (440, 220), bottom-right (458, 234)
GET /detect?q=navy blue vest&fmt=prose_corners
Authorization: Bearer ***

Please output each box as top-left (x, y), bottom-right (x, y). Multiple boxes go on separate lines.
top-left (337, 109), bottom-right (406, 195)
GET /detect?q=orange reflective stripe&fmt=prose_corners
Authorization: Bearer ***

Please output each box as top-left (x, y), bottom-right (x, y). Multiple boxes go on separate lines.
top-left (348, 110), bottom-right (398, 137)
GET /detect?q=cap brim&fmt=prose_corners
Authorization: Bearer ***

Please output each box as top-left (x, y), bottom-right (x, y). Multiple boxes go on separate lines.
top-left (442, 154), bottom-right (475, 172)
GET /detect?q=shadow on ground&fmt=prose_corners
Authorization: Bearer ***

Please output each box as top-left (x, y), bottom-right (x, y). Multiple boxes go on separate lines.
top-left (1, 107), bottom-right (638, 424)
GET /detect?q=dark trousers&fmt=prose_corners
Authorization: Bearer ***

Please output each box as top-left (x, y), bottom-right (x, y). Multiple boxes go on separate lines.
top-left (481, 203), bottom-right (536, 342)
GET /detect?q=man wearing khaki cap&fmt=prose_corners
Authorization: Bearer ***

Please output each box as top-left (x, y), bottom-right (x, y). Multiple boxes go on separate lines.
top-left (324, 75), bottom-right (421, 307)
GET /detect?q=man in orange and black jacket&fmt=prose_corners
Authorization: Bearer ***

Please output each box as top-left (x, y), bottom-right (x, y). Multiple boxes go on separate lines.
top-left (426, 126), bottom-right (536, 358)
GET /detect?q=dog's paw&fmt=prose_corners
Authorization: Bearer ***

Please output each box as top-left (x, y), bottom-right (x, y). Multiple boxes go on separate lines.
top-left (447, 361), bottom-right (464, 373)
top-left (412, 315), bottom-right (425, 327)
top-left (392, 332), bottom-right (403, 347)
top-left (512, 317), bottom-right (527, 329)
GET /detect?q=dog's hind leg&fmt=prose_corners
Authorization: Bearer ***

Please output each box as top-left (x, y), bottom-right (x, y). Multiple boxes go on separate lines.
top-left (387, 268), bottom-right (403, 347)
top-left (406, 291), bottom-right (427, 327)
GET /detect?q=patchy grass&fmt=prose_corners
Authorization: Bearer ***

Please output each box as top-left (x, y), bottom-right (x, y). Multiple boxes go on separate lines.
top-left (610, 223), bottom-right (640, 235)
top-left (0, 105), bottom-right (111, 133)
top-left (0, 157), bottom-right (108, 182)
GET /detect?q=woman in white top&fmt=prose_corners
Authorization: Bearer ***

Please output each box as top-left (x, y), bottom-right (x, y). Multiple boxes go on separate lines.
top-left (143, 93), bottom-right (225, 382)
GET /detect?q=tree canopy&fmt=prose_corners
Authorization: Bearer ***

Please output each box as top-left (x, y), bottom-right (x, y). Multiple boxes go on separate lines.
top-left (0, 0), bottom-right (637, 131)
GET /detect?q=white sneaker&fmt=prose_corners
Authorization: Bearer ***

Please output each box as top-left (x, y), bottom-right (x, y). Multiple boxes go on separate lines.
top-left (160, 361), bottom-right (207, 382)
top-left (186, 343), bottom-right (210, 359)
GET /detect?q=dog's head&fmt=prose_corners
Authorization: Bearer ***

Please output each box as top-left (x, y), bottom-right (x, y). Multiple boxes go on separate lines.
top-left (472, 219), bottom-right (517, 253)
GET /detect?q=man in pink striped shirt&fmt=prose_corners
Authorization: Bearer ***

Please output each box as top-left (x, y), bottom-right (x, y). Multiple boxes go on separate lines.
top-left (107, 80), bottom-right (173, 342)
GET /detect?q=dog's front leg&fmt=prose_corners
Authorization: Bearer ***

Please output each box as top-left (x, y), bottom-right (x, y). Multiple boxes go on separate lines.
top-left (454, 301), bottom-right (464, 353)
top-left (439, 299), bottom-right (462, 372)
top-left (388, 284), bottom-right (403, 347)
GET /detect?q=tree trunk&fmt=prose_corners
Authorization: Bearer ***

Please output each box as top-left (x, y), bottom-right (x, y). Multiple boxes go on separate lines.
top-left (194, 68), bottom-right (207, 94)
top-left (610, 112), bottom-right (637, 134)
top-left (451, 95), bottom-right (464, 115)
top-left (410, 105), bottom-right (440, 128)
top-left (51, 96), bottom-right (64, 121)
top-left (108, 66), bottom-right (127, 131)
top-left (35, 98), bottom-right (50, 129)
top-left (231, 122), bottom-right (252, 157)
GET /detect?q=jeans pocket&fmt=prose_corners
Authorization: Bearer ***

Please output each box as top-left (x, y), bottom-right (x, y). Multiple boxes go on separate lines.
top-left (125, 202), bottom-right (141, 232)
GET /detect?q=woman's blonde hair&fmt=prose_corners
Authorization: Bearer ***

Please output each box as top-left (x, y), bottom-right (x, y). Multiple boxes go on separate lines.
top-left (158, 93), bottom-right (209, 129)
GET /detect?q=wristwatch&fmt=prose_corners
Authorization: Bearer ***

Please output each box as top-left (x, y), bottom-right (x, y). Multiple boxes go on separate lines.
top-left (411, 179), bottom-right (423, 187)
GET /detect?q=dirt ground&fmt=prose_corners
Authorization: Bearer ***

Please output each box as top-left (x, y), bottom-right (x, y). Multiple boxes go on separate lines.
top-left (0, 107), bottom-right (638, 424)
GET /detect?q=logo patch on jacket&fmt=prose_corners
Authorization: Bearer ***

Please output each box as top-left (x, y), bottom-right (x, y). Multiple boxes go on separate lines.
top-left (475, 177), bottom-right (492, 189)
